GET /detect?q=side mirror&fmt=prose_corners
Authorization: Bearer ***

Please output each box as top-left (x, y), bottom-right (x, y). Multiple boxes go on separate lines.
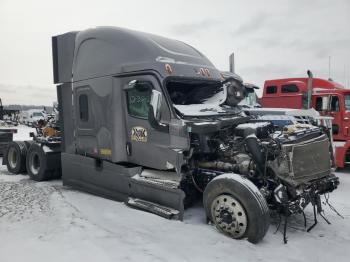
top-left (322, 96), bottom-right (329, 111)
top-left (150, 90), bottom-right (162, 122)
top-left (225, 79), bottom-right (246, 107)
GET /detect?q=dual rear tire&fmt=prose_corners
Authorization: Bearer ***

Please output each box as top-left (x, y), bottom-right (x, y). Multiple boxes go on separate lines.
top-left (5, 141), bottom-right (60, 181)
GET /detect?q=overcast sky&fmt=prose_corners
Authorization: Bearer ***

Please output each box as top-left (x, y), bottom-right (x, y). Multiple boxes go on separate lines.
top-left (0, 0), bottom-right (349, 105)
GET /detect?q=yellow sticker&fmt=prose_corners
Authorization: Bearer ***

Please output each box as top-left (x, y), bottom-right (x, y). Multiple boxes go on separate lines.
top-left (131, 126), bottom-right (148, 142)
top-left (100, 148), bottom-right (112, 156)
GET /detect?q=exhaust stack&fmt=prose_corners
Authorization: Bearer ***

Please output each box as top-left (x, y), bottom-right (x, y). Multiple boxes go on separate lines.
top-left (229, 53), bottom-right (235, 73)
top-left (307, 70), bottom-right (313, 109)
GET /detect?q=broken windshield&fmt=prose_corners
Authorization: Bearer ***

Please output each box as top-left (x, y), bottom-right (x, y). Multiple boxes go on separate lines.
top-left (166, 80), bottom-right (226, 105)
top-left (166, 79), bottom-right (229, 116)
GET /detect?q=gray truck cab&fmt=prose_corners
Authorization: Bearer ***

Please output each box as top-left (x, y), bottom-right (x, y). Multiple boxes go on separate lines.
top-left (54, 27), bottom-right (223, 170)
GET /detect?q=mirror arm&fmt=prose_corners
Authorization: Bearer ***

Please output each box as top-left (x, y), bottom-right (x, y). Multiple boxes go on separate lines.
top-left (148, 105), bottom-right (169, 133)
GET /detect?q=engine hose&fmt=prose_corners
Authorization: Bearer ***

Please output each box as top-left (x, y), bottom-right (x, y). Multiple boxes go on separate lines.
top-left (245, 135), bottom-right (266, 176)
top-left (191, 173), bottom-right (204, 193)
top-left (197, 161), bottom-right (238, 172)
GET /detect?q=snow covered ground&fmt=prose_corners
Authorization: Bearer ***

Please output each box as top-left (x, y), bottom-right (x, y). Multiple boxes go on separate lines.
top-left (1, 126), bottom-right (350, 262)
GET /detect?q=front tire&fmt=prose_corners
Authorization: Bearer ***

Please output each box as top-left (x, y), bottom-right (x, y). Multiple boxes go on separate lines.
top-left (203, 173), bottom-right (270, 244)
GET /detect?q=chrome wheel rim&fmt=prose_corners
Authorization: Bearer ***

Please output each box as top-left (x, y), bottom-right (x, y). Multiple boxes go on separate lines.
top-left (8, 147), bottom-right (18, 169)
top-left (211, 195), bottom-right (248, 238)
top-left (29, 153), bottom-right (40, 175)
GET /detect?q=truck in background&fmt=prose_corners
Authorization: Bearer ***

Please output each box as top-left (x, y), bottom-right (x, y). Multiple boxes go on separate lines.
top-left (20, 109), bottom-right (46, 127)
top-left (260, 75), bottom-right (350, 168)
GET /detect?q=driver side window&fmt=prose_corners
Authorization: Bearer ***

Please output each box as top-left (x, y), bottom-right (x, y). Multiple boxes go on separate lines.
top-left (330, 96), bottom-right (340, 112)
top-left (126, 82), bottom-right (152, 119)
top-left (315, 97), bottom-right (323, 111)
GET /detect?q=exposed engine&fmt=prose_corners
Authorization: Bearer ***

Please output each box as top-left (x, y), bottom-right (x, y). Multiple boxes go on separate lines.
top-left (187, 120), bottom-right (339, 217)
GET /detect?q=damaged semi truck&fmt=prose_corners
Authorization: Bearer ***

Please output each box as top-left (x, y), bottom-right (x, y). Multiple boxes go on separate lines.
top-left (3, 27), bottom-right (339, 243)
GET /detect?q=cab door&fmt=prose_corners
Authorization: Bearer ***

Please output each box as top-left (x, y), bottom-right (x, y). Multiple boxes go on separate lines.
top-left (329, 95), bottom-right (343, 139)
top-left (314, 94), bottom-right (342, 138)
top-left (314, 94), bottom-right (329, 115)
top-left (121, 74), bottom-right (179, 170)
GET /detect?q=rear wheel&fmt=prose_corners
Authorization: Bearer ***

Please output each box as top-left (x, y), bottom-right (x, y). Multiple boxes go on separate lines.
top-left (6, 141), bottom-right (28, 174)
top-left (203, 173), bottom-right (270, 244)
top-left (26, 143), bottom-right (51, 181)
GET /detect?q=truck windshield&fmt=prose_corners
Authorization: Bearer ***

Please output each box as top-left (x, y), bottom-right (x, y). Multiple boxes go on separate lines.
top-left (167, 80), bottom-right (225, 105)
top-left (239, 92), bottom-right (258, 107)
top-left (345, 94), bottom-right (350, 111)
top-left (166, 79), bottom-right (228, 116)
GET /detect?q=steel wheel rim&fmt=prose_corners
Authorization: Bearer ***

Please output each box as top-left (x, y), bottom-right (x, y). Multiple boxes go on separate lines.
top-left (211, 195), bottom-right (248, 238)
top-left (8, 147), bottom-right (18, 169)
top-left (29, 152), bottom-right (40, 175)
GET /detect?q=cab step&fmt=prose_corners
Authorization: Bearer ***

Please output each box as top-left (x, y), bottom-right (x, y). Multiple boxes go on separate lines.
top-left (129, 173), bottom-right (185, 220)
top-left (127, 197), bottom-right (180, 219)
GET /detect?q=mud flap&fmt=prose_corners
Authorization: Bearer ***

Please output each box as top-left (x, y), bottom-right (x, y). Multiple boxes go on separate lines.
top-left (2, 149), bottom-right (7, 165)
top-left (0, 130), bottom-right (15, 157)
top-left (128, 175), bottom-right (185, 220)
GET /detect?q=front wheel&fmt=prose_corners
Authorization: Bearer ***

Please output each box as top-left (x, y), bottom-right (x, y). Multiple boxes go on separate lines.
top-left (203, 173), bottom-right (270, 244)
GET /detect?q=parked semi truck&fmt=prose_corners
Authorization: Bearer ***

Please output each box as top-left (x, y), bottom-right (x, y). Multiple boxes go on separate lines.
top-left (260, 75), bottom-right (350, 168)
top-left (2, 27), bottom-right (339, 243)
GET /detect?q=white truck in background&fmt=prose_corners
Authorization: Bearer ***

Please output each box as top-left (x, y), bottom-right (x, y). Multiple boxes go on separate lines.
top-left (20, 109), bottom-right (46, 126)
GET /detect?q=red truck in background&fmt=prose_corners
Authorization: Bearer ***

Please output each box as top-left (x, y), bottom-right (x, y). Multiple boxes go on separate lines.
top-left (261, 76), bottom-right (350, 168)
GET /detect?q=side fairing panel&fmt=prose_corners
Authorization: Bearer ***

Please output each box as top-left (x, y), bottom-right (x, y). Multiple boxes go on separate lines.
top-left (52, 32), bottom-right (78, 84)
top-left (57, 83), bottom-right (74, 153)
